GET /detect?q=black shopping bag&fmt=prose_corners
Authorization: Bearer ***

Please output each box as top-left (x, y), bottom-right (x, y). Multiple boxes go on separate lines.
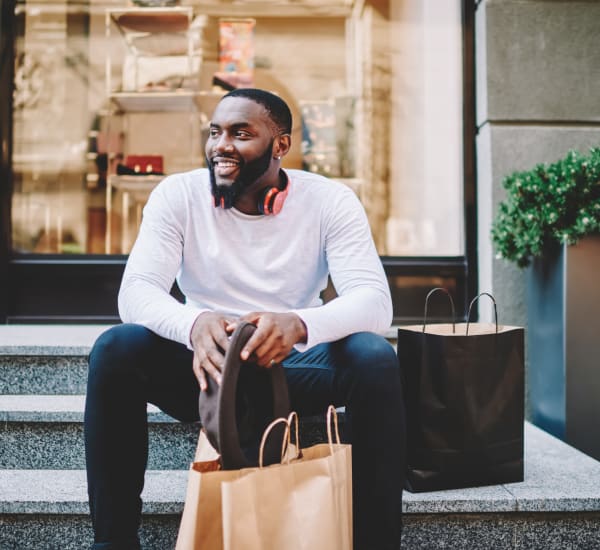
top-left (398, 289), bottom-right (524, 492)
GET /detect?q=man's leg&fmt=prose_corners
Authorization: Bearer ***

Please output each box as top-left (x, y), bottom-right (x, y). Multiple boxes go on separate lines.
top-left (283, 332), bottom-right (406, 550)
top-left (84, 324), bottom-right (199, 550)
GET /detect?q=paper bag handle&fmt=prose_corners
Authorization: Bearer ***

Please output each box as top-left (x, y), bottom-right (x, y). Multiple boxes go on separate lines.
top-left (259, 417), bottom-right (291, 468)
top-left (326, 405), bottom-right (342, 456)
top-left (423, 287), bottom-right (456, 334)
top-left (466, 292), bottom-right (498, 335)
top-left (287, 411), bottom-right (303, 460)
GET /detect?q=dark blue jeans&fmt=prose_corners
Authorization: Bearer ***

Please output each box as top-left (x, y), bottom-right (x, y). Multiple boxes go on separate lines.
top-left (84, 324), bottom-right (406, 550)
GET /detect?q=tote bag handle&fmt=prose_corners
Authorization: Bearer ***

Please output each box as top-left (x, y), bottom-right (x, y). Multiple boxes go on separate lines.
top-left (466, 292), bottom-right (498, 335)
top-left (423, 287), bottom-right (456, 334)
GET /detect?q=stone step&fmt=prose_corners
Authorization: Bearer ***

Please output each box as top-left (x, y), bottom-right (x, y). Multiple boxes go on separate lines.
top-left (0, 355), bottom-right (88, 395)
top-left (0, 469), bottom-right (185, 550)
top-left (0, 395), bottom-right (199, 470)
top-left (1, 424), bottom-right (600, 549)
top-left (0, 324), bottom-right (399, 396)
top-left (0, 325), bottom-right (105, 396)
top-left (0, 394), bottom-right (338, 471)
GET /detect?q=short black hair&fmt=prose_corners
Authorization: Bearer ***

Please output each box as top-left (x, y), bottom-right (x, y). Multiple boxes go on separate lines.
top-left (222, 88), bottom-right (292, 135)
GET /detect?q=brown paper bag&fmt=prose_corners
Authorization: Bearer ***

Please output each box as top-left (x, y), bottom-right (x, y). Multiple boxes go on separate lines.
top-left (175, 430), bottom-right (256, 550)
top-left (221, 407), bottom-right (353, 550)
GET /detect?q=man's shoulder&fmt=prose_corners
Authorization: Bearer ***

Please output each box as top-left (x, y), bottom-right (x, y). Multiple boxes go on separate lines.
top-left (153, 168), bottom-right (208, 197)
top-left (160, 168), bottom-right (208, 186)
top-left (287, 169), bottom-right (355, 199)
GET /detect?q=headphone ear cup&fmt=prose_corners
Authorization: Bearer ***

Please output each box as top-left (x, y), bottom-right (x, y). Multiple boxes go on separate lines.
top-left (259, 187), bottom-right (279, 215)
top-left (271, 189), bottom-right (287, 215)
top-left (258, 179), bottom-right (290, 215)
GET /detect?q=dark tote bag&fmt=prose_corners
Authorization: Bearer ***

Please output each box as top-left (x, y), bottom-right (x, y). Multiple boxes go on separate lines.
top-left (398, 288), bottom-right (524, 492)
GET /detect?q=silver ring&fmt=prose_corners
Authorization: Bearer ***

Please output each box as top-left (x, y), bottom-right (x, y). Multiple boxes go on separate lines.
top-left (270, 359), bottom-right (276, 367)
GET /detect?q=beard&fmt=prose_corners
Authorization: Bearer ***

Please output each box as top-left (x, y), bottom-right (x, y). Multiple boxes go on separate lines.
top-left (208, 140), bottom-right (274, 209)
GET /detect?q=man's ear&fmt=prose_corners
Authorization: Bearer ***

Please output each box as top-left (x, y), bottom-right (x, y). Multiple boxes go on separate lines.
top-left (273, 134), bottom-right (291, 159)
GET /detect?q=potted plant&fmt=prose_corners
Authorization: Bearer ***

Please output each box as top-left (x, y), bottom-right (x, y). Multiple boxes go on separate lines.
top-left (492, 148), bottom-right (600, 267)
top-left (491, 147), bottom-right (600, 460)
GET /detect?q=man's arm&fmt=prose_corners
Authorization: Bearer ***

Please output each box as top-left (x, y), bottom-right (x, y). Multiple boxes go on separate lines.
top-left (290, 187), bottom-right (392, 350)
top-left (118, 179), bottom-right (206, 347)
top-left (119, 179), bottom-right (237, 389)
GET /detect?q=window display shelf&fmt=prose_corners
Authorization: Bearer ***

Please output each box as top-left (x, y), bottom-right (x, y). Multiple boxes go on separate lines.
top-left (184, 1), bottom-right (355, 18)
top-left (108, 7), bottom-right (193, 34)
top-left (109, 91), bottom-right (222, 112)
top-left (108, 174), bottom-right (163, 197)
top-left (106, 174), bottom-right (165, 254)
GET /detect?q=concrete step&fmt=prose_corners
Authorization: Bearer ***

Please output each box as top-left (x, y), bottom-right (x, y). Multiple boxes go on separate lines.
top-left (0, 469), bottom-right (185, 550)
top-left (0, 324), bottom-right (398, 396)
top-left (8, 324), bottom-right (332, 397)
top-left (0, 394), bottom-right (339, 471)
top-left (0, 395), bottom-right (199, 470)
top-left (0, 325), bottom-right (105, 396)
top-left (1, 424), bottom-right (600, 549)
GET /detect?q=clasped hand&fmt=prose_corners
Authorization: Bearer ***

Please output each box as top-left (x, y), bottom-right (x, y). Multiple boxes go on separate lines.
top-left (190, 310), bottom-right (307, 391)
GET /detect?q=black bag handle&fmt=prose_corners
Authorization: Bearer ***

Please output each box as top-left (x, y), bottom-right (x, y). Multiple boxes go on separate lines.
top-left (466, 292), bottom-right (498, 335)
top-left (423, 287), bottom-right (456, 334)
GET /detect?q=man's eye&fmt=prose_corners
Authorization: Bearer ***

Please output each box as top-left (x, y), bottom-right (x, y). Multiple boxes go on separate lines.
top-left (209, 129), bottom-right (220, 137)
top-left (236, 131), bottom-right (251, 138)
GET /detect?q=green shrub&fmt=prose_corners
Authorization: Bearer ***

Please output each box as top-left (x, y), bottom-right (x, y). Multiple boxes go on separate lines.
top-left (491, 148), bottom-right (600, 267)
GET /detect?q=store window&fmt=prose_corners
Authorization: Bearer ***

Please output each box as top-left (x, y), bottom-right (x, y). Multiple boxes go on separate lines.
top-left (3, 0), bottom-right (471, 322)
top-left (10, 0), bottom-right (464, 257)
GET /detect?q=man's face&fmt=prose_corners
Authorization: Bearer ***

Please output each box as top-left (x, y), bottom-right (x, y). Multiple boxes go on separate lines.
top-left (205, 97), bottom-right (277, 208)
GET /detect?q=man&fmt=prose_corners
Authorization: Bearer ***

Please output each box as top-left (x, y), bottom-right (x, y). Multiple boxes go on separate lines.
top-left (84, 88), bottom-right (406, 549)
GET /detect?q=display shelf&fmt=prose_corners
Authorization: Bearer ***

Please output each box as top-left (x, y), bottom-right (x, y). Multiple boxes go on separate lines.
top-left (106, 174), bottom-right (165, 254)
top-left (181, 1), bottom-right (354, 18)
top-left (109, 90), bottom-right (223, 113)
top-left (108, 7), bottom-right (193, 34)
top-left (110, 91), bottom-right (197, 112)
top-left (105, 5), bottom-right (198, 96)
top-left (108, 174), bottom-right (163, 198)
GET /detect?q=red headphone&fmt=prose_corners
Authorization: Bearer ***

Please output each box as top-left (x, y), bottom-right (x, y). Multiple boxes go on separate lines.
top-left (213, 171), bottom-right (290, 214)
top-left (258, 177), bottom-right (290, 215)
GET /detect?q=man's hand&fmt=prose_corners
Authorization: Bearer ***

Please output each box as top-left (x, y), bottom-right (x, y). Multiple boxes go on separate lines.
top-left (190, 312), bottom-right (237, 391)
top-left (239, 312), bottom-right (307, 367)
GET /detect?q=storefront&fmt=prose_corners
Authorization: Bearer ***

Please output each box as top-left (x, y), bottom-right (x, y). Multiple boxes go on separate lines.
top-left (0, 0), bottom-right (476, 323)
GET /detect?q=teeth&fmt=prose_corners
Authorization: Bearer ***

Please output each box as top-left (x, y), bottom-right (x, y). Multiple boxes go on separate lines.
top-left (216, 160), bottom-right (237, 167)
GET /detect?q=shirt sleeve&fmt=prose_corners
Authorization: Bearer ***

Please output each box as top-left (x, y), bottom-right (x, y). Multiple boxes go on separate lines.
top-left (118, 179), bottom-right (207, 348)
top-left (291, 187), bottom-right (392, 350)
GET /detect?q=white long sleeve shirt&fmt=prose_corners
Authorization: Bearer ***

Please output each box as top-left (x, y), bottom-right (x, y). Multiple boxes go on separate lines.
top-left (118, 168), bottom-right (392, 351)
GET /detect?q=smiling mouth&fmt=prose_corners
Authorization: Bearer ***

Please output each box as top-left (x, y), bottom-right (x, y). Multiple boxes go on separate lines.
top-left (212, 158), bottom-right (240, 179)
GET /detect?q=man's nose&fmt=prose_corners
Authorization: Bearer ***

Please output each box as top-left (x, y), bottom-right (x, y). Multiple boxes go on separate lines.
top-left (214, 134), bottom-right (235, 153)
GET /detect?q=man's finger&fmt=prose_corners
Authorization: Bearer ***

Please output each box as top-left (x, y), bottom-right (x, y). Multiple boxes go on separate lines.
top-left (253, 332), bottom-right (281, 366)
top-left (198, 369), bottom-right (207, 392)
top-left (193, 353), bottom-right (207, 391)
top-left (206, 347), bottom-right (225, 370)
top-left (240, 322), bottom-right (270, 361)
top-left (203, 362), bottom-right (222, 385)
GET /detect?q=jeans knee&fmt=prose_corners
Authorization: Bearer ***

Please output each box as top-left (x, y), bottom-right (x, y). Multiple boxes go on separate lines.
top-left (88, 324), bottom-right (153, 390)
top-left (341, 332), bottom-right (398, 369)
top-left (336, 333), bottom-right (400, 394)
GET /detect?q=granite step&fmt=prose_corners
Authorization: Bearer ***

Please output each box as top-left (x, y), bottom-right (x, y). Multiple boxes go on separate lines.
top-left (0, 325), bottom-right (106, 396)
top-left (0, 394), bottom-right (199, 470)
top-left (0, 324), bottom-right (398, 396)
top-left (0, 394), bottom-right (338, 471)
top-left (1, 424), bottom-right (600, 549)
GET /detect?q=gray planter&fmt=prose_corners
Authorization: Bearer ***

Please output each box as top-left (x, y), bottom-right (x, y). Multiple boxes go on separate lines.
top-left (527, 235), bottom-right (600, 460)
